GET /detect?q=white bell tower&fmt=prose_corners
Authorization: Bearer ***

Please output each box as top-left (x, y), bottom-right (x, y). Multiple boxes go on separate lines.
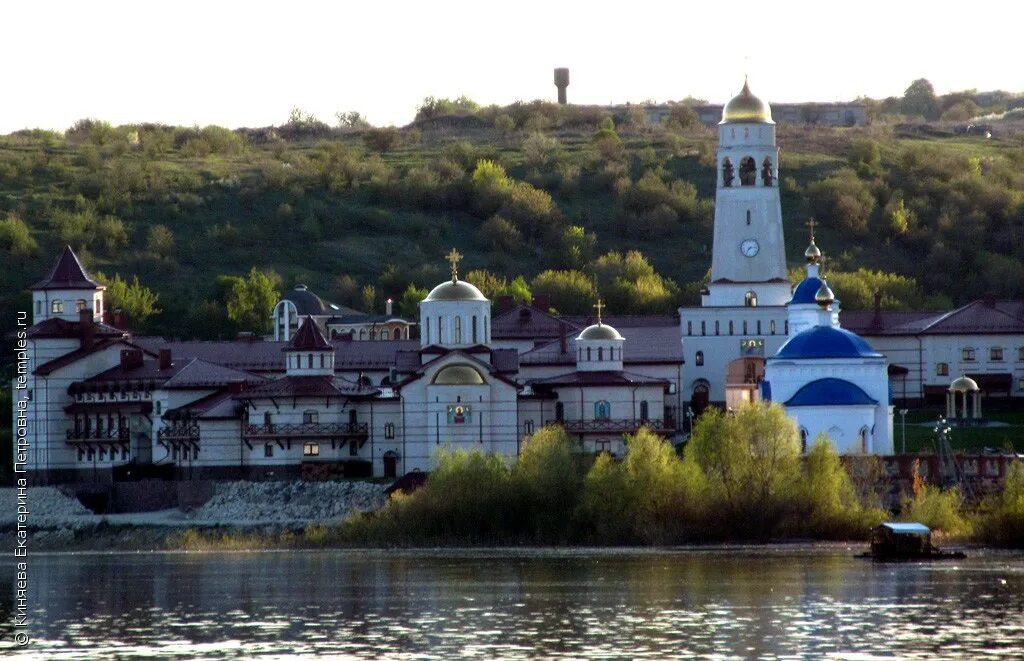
top-left (705, 80), bottom-right (791, 308)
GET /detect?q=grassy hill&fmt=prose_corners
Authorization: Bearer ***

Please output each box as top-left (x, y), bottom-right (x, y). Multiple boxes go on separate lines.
top-left (1, 108), bottom-right (1023, 343)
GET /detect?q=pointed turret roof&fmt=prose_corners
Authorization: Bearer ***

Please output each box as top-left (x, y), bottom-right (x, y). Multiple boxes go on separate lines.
top-left (284, 316), bottom-right (331, 351)
top-left (31, 246), bottom-right (104, 291)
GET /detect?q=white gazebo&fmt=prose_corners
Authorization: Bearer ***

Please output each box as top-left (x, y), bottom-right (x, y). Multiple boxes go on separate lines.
top-left (947, 374), bottom-right (982, 421)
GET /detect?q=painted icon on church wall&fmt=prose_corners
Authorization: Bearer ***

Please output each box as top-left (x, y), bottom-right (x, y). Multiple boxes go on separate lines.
top-left (740, 338), bottom-right (765, 357)
top-left (447, 404), bottom-right (471, 424)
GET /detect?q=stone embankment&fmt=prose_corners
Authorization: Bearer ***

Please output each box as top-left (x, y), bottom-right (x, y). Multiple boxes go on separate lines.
top-left (192, 480), bottom-right (387, 524)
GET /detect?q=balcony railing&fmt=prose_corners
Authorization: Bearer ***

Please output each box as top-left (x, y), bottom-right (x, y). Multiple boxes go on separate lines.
top-left (243, 421), bottom-right (369, 439)
top-left (158, 422), bottom-right (200, 444)
top-left (560, 418), bottom-right (674, 434)
top-left (66, 428), bottom-right (130, 442)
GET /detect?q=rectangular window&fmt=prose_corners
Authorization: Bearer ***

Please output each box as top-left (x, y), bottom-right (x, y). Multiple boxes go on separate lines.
top-left (962, 348), bottom-right (976, 361)
top-left (264, 443), bottom-right (274, 458)
top-left (1018, 347), bottom-right (1024, 362)
top-left (303, 442), bottom-right (320, 457)
top-left (1019, 379), bottom-right (1024, 391)
top-left (349, 440), bottom-right (359, 456)
top-left (700, 321), bottom-right (706, 336)
top-left (36, 301), bottom-right (42, 315)
top-left (936, 363), bottom-right (949, 376)
top-left (303, 410), bottom-right (318, 424)
top-left (687, 321), bottom-right (692, 336)
top-left (524, 420), bottom-right (534, 435)
top-left (156, 401), bottom-right (162, 415)
top-left (990, 347), bottom-right (1004, 361)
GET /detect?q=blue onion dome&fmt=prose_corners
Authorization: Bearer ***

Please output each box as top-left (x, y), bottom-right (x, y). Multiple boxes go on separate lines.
top-left (790, 277), bottom-right (824, 304)
top-left (776, 326), bottom-right (883, 360)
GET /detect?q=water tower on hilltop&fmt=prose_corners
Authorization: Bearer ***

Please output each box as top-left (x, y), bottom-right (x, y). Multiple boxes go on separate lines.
top-left (554, 68), bottom-right (569, 104)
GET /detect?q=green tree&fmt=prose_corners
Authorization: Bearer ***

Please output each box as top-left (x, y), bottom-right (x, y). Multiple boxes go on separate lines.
top-left (902, 78), bottom-right (940, 120)
top-left (480, 214), bottom-right (522, 252)
top-left (225, 267), bottom-right (281, 332)
top-left (798, 436), bottom-right (885, 538)
top-left (363, 127), bottom-right (400, 153)
top-left (0, 213), bottom-right (37, 258)
top-left (666, 104), bottom-right (699, 131)
top-left (530, 270), bottom-right (597, 314)
top-left (559, 225), bottom-right (597, 269)
top-left (95, 273), bottom-right (161, 326)
top-left (397, 283), bottom-right (429, 318)
top-left (512, 426), bottom-right (584, 541)
top-left (146, 224), bottom-right (176, 259)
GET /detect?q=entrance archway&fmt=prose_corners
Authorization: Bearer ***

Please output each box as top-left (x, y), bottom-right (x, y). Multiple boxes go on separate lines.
top-left (691, 379), bottom-right (711, 414)
top-left (383, 451), bottom-right (399, 479)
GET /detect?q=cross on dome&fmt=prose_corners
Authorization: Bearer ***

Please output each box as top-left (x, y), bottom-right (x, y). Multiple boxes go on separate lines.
top-left (446, 248), bottom-right (463, 283)
top-left (593, 299), bottom-right (605, 324)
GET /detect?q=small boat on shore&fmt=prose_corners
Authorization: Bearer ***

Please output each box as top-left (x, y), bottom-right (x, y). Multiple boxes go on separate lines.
top-left (856, 522), bottom-right (966, 561)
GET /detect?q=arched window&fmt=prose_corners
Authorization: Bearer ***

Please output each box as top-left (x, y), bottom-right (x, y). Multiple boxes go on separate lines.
top-left (594, 400), bottom-right (611, 420)
top-left (51, 300), bottom-right (64, 314)
top-left (437, 317), bottom-right (443, 343)
top-left (425, 322), bottom-right (430, 344)
top-left (739, 156), bottom-right (757, 185)
top-left (472, 316), bottom-right (478, 344)
top-left (359, 329), bottom-right (366, 340)
top-left (728, 320), bottom-right (734, 335)
top-left (303, 410), bottom-right (318, 424)
top-left (264, 411), bottom-right (273, 431)
top-left (639, 400), bottom-right (649, 422)
top-left (800, 428), bottom-right (808, 454)
top-left (761, 157), bottom-right (774, 186)
top-left (769, 320), bottom-right (776, 335)
top-left (555, 402), bottom-right (564, 422)
top-left (484, 316), bottom-right (488, 343)
top-left (695, 351), bottom-right (704, 366)
top-left (746, 209), bottom-right (751, 225)
top-left (687, 321), bottom-right (692, 335)
top-left (715, 320), bottom-right (720, 335)
top-left (784, 320), bottom-right (789, 334)
top-left (598, 347), bottom-right (604, 360)
top-left (742, 320), bottom-right (748, 334)
top-left (860, 427), bottom-right (869, 454)
top-left (75, 299), bottom-right (87, 312)
top-left (991, 347), bottom-right (1004, 361)
top-left (307, 353), bottom-right (313, 368)
top-left (586, 347), bottom-right (592, 361)
top-left (745, 291), bottom-right (758, 307)
top-left (722, 158), bottom-right (734, 187)
top-left (700, 321), bottom-right (706, 336)
top-left (95, 297), bottom-right (102, 315)
top-left (454, 317), bottom-right (462, 344)
top-left (756, 320), bottom-right (762, 335)
top-left (393, 328), bottom-right (401, 340)
top-left (319, 354), bottom-right (325, 368)
top-left (936, 362), bottom-right (949, 376)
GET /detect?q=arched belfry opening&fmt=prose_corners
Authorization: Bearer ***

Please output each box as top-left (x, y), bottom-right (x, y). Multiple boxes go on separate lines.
top-left (761, 157), bottom-right (774, 186)
top-left (739, 156), bottom-right (757, 186)
top-left (722, 158), bottom-right (734, 187)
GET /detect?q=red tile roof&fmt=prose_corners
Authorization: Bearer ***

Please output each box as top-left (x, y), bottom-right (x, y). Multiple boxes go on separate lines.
top-left (35, 339), bottom-right (148, 376)
top-left (238, 375), bottom-right (377, 399)
top-left (287, 316), bottom-right (332, 351)
top-left (31, 246), bottom-right (104, 291)
top-left (165, 389), bottom-right (245, 420)
top-left (530, 370), bottom-right (669, 388)
top-left (26, 317), bottom-right (126, 340)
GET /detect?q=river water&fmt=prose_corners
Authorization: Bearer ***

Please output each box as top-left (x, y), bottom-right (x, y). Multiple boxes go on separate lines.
top-left (1, 547), bottom-right (1023, 659)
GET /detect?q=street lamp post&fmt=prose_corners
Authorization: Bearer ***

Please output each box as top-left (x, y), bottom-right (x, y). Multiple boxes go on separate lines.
top-left (898, 408), bottom-right (909, 454)
top-left (686, 407), bottom-right (695, 434)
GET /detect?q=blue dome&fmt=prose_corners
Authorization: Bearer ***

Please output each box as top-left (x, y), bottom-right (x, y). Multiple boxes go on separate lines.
top-left (790, 277), bottom-right (823, 304)
top-left (775, 325), bottom-right (882, 360)
top-left (784, 378), bottom-right (878, 406)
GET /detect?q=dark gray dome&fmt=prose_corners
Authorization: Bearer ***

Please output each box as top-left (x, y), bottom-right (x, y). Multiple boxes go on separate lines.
top-left (284, 284), bottom-right (327, 316)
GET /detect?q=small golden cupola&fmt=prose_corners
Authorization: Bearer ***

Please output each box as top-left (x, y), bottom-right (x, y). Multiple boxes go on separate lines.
top-left (720, 78), bottom-right (774, 124)
top-left (805, 219), bottom-right (822, 263)
top-left (815, 279), bottom-right (836, 309)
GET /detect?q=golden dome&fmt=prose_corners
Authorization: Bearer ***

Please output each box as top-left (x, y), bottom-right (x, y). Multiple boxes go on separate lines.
top-left (423, 280), bottom-right (487, 302)
top-left (949, 374), bottom-right (980, 393)
top-left (805, 239), bottom-right (822, 263)
top-left (720, 80), bottom-right (773, 124)
top-left (815, 280), bottom-right (835, 308)
top-left (432, 364), bottom-right (485, 385)
top-left (577, 323), bottom-right (624, 341)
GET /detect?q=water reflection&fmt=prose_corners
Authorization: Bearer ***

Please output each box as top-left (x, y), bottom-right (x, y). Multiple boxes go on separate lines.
top-left (1, 548), bottom-right (1022, 659)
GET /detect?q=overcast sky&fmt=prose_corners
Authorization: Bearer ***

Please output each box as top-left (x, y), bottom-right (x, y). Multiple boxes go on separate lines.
top-left (3, 0), bottom-right (1020, 133)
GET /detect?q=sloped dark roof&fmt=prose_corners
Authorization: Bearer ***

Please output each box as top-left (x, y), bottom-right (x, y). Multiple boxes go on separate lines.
top-left (36, 339), bottom-right (149, 376)
top-left (25, 317), bottom-right (126, 340)
top-left (31, 246), bottom-right (104, 291)
top-left (239, 375), bottom-right (378, 399)
top-left (492, 304), bottom-right (580, 340)
top-left (165, 389), bottom-right (245, 420)
top-left (520, 326), bottom-right (683, 365)
top-left (287, 316), bottom-right (331, 351)
top-left (563, 314), bottom-right (679, 328)
top-left (161, 359), bottom-right (266, 389)
top-left (327, 314), bottom-right (413, 325)
top-left (843, 300), bottom-right (1024, 336)
top-left (530, 370), bottom-right (670, 389)
top-left (490, 348), bottom-right (519, 373)
top-left (133, 337), bottom-right (420, 372)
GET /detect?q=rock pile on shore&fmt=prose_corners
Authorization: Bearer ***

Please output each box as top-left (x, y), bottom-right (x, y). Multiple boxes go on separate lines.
top-left (192, 480), bottom-right (387, 523)
top-left (0, 487), bottom-right (92, 526)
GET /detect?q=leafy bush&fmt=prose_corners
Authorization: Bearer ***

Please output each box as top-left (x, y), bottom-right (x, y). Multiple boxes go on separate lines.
top-left (975, 462), bottom-right (1024, 547)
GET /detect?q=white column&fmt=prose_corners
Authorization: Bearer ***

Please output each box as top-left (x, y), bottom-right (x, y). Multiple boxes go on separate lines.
top-left (973, 392), bottom-right (982, 419)
top-left (946, 391), bottom-right (954, 418)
